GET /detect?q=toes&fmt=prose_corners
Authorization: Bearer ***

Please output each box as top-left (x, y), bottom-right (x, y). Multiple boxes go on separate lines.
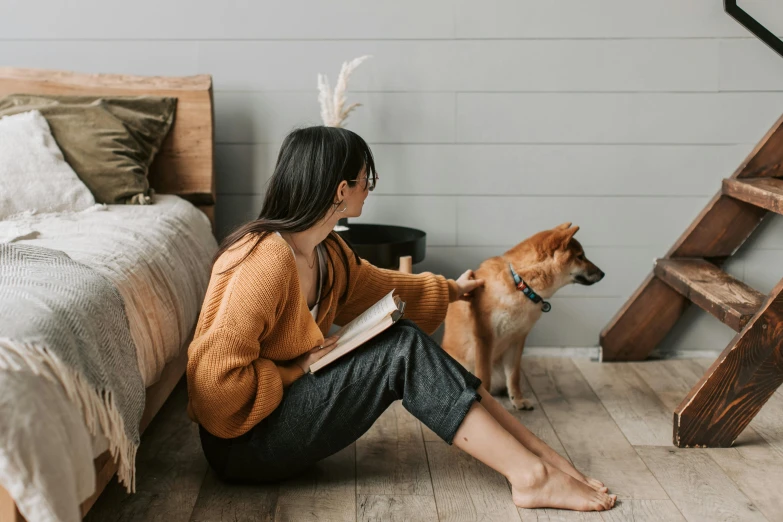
top-left (595, 492), bottom-right (616, 511)
top-left (587, 479), bottom-right (608, 493)
top-left (588, 477), bottom-right (609, 493)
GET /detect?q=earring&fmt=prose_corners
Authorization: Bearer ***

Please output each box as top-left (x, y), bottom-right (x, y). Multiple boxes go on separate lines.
top-left (338, 203), bottom-right (348, 213)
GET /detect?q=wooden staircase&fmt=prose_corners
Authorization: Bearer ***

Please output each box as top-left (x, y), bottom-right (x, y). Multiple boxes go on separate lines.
top-left (600, 114), bottom-right (783, 448)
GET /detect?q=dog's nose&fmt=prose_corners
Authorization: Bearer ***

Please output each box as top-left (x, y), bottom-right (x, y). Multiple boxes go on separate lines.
top-left (595, 270), bottom-right (605, 281)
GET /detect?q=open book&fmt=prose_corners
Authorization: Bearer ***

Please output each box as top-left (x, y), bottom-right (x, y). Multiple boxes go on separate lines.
top-left (309, 289), bottom-right (406, 373)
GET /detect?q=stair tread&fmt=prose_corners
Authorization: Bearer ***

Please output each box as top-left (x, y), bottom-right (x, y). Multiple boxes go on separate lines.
top-left (654, 258), bottom-right (765, 332)
top-left (723, 177), bottom-right (783, 214)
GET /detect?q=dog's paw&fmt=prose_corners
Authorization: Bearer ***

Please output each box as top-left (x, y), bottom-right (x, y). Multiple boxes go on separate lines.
top-left (510, 397), bottom-right (535, 411)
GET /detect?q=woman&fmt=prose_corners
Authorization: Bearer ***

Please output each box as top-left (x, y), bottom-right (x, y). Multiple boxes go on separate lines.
top-left (187, 126), bottom-right (616, 512)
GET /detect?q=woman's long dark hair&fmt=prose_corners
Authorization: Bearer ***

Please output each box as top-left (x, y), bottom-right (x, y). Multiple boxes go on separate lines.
top-left (213, 125), bottom-right (377, 305)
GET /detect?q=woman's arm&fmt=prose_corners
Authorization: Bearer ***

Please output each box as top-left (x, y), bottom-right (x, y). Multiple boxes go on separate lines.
top-left (334, 254), bottom-right (461, 335)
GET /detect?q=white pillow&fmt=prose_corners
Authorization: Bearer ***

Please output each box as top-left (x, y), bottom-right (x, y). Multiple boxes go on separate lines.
top-left (0, 110), bottom-right (95, 220)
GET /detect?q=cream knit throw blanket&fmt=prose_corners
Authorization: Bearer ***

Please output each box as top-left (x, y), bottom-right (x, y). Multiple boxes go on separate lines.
top-left (0, 244), bottom-right (144, 491)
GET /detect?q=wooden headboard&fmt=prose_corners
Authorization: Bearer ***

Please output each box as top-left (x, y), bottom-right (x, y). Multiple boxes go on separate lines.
top-left (0, 68), bottom-right (215, 228)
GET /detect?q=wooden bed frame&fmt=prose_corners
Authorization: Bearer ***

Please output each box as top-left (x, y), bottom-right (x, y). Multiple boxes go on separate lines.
top-left (0, 68), bottom-right (216, 522)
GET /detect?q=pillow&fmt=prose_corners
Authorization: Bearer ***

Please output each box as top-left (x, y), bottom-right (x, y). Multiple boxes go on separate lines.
top-left (0, 110), bottom-right (96, 219)
top-left (0, 94), bottom-right (177, 204)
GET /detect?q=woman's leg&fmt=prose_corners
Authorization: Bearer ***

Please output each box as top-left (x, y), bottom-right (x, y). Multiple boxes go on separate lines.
top-left (475, 387), bottom-right (607, 492)
top-left (199, 319), bottom-right (485, 483)
top-left (452, 399), bottom-right (615, 511)
top-left (198, 320), bottom-right (614, 511)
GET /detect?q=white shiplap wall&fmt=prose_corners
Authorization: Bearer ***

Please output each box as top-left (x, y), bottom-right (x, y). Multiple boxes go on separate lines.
top-left (2, 0), bottom-right (783, 352)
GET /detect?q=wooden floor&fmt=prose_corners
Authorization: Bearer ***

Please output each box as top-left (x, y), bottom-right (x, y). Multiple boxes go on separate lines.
top-left (85, 358), bottom-right (783, 522)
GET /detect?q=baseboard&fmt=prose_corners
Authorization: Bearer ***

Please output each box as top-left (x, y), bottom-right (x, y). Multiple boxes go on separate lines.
top-left (519, 346), bottom-right (721, 362)
top-left (522, 346), bottom-right (601, 360)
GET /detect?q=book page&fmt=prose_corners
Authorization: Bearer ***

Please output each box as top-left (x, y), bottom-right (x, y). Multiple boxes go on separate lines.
top-left (310, 315), bottom-right (396, 373)
top-left (333, 289), bottom-right (398, 348)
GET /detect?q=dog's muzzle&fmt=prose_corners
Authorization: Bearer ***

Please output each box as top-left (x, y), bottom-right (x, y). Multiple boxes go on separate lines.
top-left (575, 270), bottom-right (605, 286)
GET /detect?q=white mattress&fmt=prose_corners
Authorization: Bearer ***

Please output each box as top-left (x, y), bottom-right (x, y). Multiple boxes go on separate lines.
top-left (0, 195), bottom-right (218, 522)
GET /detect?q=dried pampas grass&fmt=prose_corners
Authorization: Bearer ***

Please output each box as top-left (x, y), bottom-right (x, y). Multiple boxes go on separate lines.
top-left (318, 55), bottom-right (371, 128)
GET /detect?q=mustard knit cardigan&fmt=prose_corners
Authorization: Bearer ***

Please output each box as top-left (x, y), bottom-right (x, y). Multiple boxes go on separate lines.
top-left (186, 231), bottom-right (460, 438)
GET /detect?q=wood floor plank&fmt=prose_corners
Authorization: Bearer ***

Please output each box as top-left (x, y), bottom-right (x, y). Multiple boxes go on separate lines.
top-left (86, 378), bottom-right (208, 522)
top-left (356, 495), bottom-right (438, 521)
top-left (274, 444), bottom-right (356, 522)
top-left (518, 508), bottom-right (602, 521)
top-left (189, 471), bottom-right (278, 522)
top-left (707, 432), bottom-right (783, 522)
top-left (574, 360), bottom-right (672, 446)
top-left (634, 359), bottom-right (783, 521)
top-left (425, 441), bottom-right (521, 522)
top-left (628, 359), bottom-right (706, 414)
top-left (635, 446), bottom-right (766, 522)
top-left (600, 500), bottom-right (685, 522)
top-left (522, 358), bottom-right (667, 500)
top-left (356, 401), bottom-right (434, 497)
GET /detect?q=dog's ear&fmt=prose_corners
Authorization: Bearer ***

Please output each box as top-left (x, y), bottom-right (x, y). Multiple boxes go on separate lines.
top-left (548, 225), bottom-right (580, 250)
top-left (554, 222), bottom-right (572, 231)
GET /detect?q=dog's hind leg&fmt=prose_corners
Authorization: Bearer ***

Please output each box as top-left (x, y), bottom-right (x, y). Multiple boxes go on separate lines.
top-left (505, 335), bottom-right (533, 410)
top-left (472, 314), bottom-right (495, 394)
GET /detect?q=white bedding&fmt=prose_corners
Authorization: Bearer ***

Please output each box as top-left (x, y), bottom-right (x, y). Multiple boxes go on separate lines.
top-left (0, 195), bottom-right (218, 522)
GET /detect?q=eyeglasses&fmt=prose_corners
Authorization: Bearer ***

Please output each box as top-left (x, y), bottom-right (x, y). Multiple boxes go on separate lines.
top-left (352, 172), bottom-right (378, 192)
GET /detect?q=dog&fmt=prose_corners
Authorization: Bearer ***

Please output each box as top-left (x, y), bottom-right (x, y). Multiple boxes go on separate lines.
top-left (441, 223), bottom-right (604, 410)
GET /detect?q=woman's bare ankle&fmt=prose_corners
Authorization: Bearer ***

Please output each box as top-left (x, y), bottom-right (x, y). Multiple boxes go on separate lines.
top-left (507, 460), bottom-right (550, 490)
top-left (508, 461), bottom-right (616, 512)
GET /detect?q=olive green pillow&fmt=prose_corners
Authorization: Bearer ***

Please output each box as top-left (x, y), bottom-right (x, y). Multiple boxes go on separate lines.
top-left (0, 94), bottom-right (177, 204)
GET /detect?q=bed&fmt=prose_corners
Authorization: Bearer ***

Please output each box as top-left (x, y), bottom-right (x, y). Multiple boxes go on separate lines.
top-left (0, 68), bottom-right (218, 522)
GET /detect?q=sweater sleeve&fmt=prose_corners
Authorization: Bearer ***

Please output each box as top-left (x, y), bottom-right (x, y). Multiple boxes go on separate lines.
top-left (334, 243), bottom-right (461, 335)
top-left (187, 241), bottom-right (304, 438)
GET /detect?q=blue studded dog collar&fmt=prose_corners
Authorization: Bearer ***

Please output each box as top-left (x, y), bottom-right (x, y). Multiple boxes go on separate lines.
top-left (509, 264), bottom-right (552, 313)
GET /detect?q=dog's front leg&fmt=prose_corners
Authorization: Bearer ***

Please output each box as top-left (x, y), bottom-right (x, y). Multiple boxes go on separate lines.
top-left (505, 335), bottom-right (534, 410)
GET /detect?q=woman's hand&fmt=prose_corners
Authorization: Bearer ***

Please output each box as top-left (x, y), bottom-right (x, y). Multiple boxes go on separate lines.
top-left (293, 335), bottom-right (340, 373)
top-left (455, 269), bottom-right (485, 301)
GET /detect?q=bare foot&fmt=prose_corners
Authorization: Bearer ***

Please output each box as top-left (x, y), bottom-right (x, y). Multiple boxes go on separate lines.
top-left (562, 468), bottom-right (609, 493)
top-left (537, 455), bottom-right (609, 493)
top-left (510, 464), bottom-right (616, 512)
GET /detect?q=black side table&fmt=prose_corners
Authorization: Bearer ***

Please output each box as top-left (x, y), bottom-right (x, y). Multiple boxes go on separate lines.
top-left (335, 220), bottom-right (426, 273)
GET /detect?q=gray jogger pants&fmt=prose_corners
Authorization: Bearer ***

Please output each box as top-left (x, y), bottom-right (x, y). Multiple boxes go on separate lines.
top-left (198, 319), bottom-right (483, 483)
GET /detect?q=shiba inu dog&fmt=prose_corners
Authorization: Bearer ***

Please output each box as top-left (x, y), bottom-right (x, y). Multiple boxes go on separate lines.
top-left (441, 223), bottom-right (604, 410)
